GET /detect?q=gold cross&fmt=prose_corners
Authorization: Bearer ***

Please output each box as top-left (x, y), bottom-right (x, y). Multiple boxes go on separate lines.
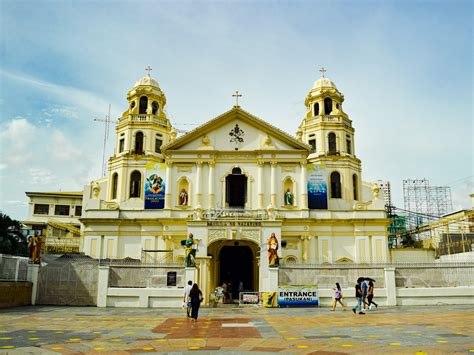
top-left (319, 67), bottom-right (327, 78)
top-left (232, 91), bottom-right (242, 106)
top-left (145, 65), bottom-right (152, 77)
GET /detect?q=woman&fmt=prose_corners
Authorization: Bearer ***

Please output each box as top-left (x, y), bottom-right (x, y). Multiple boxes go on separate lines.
top-left (331, 282), bottom-right (345, 311)
top-left (189, 283), bottom-right (203, 321)
top-left (367, 281), bottom-right (378, 309)
top-left (268, 233), bottom-right (279, 267)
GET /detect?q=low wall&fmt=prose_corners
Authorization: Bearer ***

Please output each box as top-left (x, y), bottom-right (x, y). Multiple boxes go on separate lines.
top-left (0, 281), bottom-right (32, 308)
top-left (109, 266), bottom-right (185, 288)
top-left (107, 287), bottom-right (184, 307)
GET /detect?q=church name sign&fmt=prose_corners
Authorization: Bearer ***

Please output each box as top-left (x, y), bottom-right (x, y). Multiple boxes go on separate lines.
top-left (207, 221), bottom-right (261, 227)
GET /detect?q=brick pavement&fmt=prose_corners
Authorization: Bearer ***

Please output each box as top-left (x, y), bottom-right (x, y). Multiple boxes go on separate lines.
top-left (0, 305), bottom-right (473, 354)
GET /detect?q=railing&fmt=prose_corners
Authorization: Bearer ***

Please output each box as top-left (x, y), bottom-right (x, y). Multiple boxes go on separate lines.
top-left (122, 114), bottom-right (168, 127)
top-left (0, 254), bottom-right (29, 281)
top-left (202, 209), bottom-right (269, 221)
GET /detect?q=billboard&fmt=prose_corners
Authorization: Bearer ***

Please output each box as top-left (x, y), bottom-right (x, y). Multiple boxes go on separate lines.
top-left (144, 162), bottom-right (166, 209)
top-left (278, 285), bottom-right (318, 307)
top-left (307, 164), bottom-right (328, 209)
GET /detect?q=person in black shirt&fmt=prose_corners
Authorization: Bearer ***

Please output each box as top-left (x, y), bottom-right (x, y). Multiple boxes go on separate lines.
top-left (189, 283), bottom-right (204, 321)
top-left (352, 278), bottom-right (365, 315)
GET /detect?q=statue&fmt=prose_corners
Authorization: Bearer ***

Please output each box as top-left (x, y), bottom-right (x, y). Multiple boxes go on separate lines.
top-left (184, 233), bottom-right (197, 267)
top-left (284, 189), bottom-right (294, 206)
top-left (372, 184), bottom-right (380, 200)
top-left (29, 231), bottom-right (42, 264)
top-left (268, 233), bottom-right (279, 267)
top-left (92, 181), bottom-right (100, 199)
top-left (179, 188), bottom-right (188, 206)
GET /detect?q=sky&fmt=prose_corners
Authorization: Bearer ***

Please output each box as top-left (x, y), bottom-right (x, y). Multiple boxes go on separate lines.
top-left (0, 0), bottom-right (472, 220)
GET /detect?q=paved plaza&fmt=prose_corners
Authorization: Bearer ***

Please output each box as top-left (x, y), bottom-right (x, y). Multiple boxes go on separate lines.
top-left (0, 305), bottom-right (473, 354)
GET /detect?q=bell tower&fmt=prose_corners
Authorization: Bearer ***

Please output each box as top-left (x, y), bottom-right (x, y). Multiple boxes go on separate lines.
top-left (106, 68), bottom-right (174, 203)
top-left (298, 68), bottom-right (362, 206)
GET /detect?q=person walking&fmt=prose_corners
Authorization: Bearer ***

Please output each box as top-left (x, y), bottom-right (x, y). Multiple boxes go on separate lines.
top-left (352, 278), bottom-right (365, 315)
top-left (367, 281), bottom-right (378, 310)
top-left (361, 279), bottom-right (369, 310)
top-left (183, 280), bottom-right (192, 317)
top-left (331, 283), bottom-right (345, 311)
top-left (189, 283), bottom-right (204, 321)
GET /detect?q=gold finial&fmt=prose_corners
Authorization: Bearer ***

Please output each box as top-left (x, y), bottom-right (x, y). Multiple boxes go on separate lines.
top-left (319, 67), bottom-right (327, 78)
top-left (232, 90), bottom-right (242, 107)
top-left (145, 65), bottom-right (152, 77)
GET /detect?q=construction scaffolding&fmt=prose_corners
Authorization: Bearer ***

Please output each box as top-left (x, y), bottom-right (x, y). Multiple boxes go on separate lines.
top-left (403, 179), bottom-right (453, 223)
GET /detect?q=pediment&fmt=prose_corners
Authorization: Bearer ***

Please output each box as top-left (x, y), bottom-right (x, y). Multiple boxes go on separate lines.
top-left (162, 107), bottom-right (311, 153)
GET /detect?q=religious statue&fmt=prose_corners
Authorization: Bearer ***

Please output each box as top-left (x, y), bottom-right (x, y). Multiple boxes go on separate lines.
top-left (268, 233), bottom-right (279, 267)
top-left (92, 181), bottom-right (100, 199)
top-left (284, 189), bottom-right (294, 206)
top-left (29, 231), bottom-right (42, 264)
top-left (179, 188), bottom-right (188, 206)
top-left (184, 233), bottom-right (197, 267)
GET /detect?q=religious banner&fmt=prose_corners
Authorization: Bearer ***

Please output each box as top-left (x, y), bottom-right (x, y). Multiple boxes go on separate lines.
top-left (307, 164), bottom-right (328, 209)
top-left (277, 285), bottom-right (318, 307)
top-left (144, 162), bottom-right (166, 209)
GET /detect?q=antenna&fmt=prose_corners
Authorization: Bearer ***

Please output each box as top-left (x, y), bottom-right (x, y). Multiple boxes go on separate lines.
top-left (94, 104), bottom-right (112, 177)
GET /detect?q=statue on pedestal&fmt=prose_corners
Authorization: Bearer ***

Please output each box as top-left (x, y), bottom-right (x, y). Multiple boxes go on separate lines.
top-left (284, 189), bottom-right (294, 206)
top-left (184, 233), bottom-right (197, 267)
top-left (268, 233), bottom-right (279, 267)
top-left (179, 188), bottom-right (188, 206)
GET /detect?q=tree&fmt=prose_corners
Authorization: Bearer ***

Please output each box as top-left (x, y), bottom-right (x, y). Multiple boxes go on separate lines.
top-left (0, 212), bottom-right (28, 256)
top-left (400, 231), bottom-right (416, 248)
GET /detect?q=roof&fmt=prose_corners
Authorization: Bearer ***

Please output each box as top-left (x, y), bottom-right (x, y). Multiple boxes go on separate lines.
top-left (25, 191), bottom-right (83, 198)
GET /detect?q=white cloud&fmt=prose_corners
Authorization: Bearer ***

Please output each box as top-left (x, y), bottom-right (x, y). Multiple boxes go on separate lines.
top-left (49, 130), bottom-right (82, 161)
top-left (28, 168), bottom-right (57, 185)
top-left (0, 118), bottom-right (36, 165)
top-left (42, 105), bottom-right (79, 120)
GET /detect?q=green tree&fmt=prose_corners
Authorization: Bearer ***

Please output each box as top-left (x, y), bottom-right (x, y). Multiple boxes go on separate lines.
top-left (0, 212), bottom-right (28, 256)
top-left (400, 231), bottom-right (416, 248)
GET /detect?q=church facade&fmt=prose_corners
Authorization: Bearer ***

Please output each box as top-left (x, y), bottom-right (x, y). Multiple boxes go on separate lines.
top-left (80, 72), bottom-right (390, 297)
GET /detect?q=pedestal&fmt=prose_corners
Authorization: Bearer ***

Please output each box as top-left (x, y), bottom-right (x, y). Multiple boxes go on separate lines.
top-left (27, 264), bottom-right (40, 305)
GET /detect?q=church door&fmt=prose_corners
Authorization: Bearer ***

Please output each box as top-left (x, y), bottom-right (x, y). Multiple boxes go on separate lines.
top-left (225, 168), bottom-right (247, 208)
top-left (219, 245), bottom-right (254, 298)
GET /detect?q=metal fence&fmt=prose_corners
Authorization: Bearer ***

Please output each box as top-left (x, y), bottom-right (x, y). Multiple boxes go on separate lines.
top-left (0, 254), bottom-right (29, 281)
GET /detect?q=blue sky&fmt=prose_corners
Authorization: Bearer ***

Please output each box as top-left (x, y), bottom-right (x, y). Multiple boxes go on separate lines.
top-left (0, 0), bottom-right (472, 220)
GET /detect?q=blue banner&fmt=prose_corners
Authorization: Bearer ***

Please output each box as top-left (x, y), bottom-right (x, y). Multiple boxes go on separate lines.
top-left (144, 162), bottom-right (166, 209)
top-left (307, 164), bottom-right (328, 209)
top-left (278, 286), bottom-right (318, 307)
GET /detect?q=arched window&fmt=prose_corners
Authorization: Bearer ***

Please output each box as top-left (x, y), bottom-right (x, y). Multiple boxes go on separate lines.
top-left (328, 132), bottom-right (337, 153)
top-left (226, 167), bottom-right (247, 208)
top-left (353, 174), bottom-right (358, 201)
top-left (139, 96), bottom-right (148, 114)
top-left (324, 97), bottom-right (332, 115)
top-left (314, 103), bottom-right (319, 116)
top-left (135, 132), bottom-right (144, 154)
top-left (130, 171), bottom-right (141, 198)
top-left (111, 173), bottom-right (118, 199)
top-left (330, 171), bottom-right (342, 198)
top-left (151, 101), bottom-right (159, 115)
top-left (232, 167), bottom-right (242, 175)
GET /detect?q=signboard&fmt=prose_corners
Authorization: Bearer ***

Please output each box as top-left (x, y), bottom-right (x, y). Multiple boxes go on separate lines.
top-left (307, 164), bottom-right (327, 209)
top-left (278, 286), bottom-right (318, 307)
top-left (166, 271), bottom-right (177, 287)
top-left (144, 162), bottom-right (166, 209)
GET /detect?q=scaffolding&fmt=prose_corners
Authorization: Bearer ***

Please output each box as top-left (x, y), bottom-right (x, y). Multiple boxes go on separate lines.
top-left (403, 179), bottom-right (453, 224)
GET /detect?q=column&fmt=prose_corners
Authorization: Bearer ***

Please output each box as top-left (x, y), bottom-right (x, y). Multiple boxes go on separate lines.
top-left (268, 267), bottom-right (279, 292)
top-left (309, 235), bottom-right (317, 263)
top-left (165, 161), bottom-right (172, 208)
top-left (208, 161), bottom-right (215, 209)
top-left (27, 264), bottom-right (40, 306)
top-left (384, 267), bottom-right (397, 306)
top-left (257, 161), bottom-right (264, 209)
top-left (301, 236), bottom-right (308, 262)
top-left (300, 162), bottom-right (308, 209)
top-left (195, 161), bottom-right (202, 206)
top-left (221, 178), bottom-right (226, 208)
top-left (270, 161), bottom-right (277, 207)
top-left (97, 265), bottom-right (110, 307)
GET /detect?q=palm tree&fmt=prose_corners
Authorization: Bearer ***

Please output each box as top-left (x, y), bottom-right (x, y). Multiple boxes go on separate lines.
top-left (0, 212), bottom-right (28, 256)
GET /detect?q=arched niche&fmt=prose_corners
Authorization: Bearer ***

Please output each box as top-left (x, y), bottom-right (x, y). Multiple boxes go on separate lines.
top-left (282, 176), bottom-right (296, 206)
top-left (177, 176), bottom-right (191, 207)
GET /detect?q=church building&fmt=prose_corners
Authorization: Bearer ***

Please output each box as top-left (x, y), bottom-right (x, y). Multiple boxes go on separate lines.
top-left (80, 70), bottom-right (390, 298)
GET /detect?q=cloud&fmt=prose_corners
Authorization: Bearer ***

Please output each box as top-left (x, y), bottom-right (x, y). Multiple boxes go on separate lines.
top-left (0, 118), bottom-right (36, 165)
top-left (28, 168), bottom-right (58, 185)
top-left (42, 105), bottom-right (79, 121)
top-left (49, 130), bottom-right (82, 161)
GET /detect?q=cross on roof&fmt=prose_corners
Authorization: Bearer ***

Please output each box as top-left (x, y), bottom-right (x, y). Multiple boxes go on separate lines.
top-left (319, 67), bottom-right (327, 78)
top-left (145, 65), bottom-right (152, 77)
top-left (232, 91), bottom-right (242, 106)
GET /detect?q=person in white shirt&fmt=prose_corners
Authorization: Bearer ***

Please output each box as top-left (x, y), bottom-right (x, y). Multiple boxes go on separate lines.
top-left (183, 280), bottom-right (192, 317)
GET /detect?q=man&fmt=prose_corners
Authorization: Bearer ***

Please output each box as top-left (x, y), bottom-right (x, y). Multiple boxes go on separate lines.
top-left (183, 280), bottom-right (193, 317)
top-left (361, 279), bottom-right (368, 310)
top-left (352, 278), bottom-right (365, 315)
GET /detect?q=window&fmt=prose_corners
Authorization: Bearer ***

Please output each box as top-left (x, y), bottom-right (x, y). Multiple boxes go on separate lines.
top-left (308, 139), bottom-right (316, 152)
top-left (111, 173), bottom-right (118, 199)
top-left (139, 96), bottom-right (148, 114)
top-left (119, 138), bottom-right (125, 153)
top-left (75, 205), bottom-right (82, 216)
top-left (353, 174), bottom-right (358, 200)
top-left (314, 103), bottom-right (319, 116)
top-left (324, 97), bottom-right (332, 114)
top-left (155, 138), bottom-right (163, 153)
top-left (135, 132), bottom-right (144, 154)
top-left (34, 204), bottom-right (49, 215)
top-left (152, 101), bottom-right (159, 115)
top-left (346, 135), bottom-right (351, 154)
top-left (328, 132), bottom-right (337, 152)
top-left (330, 172), bottom-right (342, 198)
top-left (130, 171), bottom-right (141, 198)
top-left (54, 205), bottom-right (70, 216)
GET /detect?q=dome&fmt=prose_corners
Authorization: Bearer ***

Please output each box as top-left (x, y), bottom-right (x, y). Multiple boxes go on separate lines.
top-left (133, 76), bottom-right (160, 89)
top-left (312, 77), bottom-right (337, 90)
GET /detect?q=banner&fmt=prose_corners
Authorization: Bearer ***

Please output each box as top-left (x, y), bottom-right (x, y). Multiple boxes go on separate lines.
top-left (307, 164), bottom-right (327, 209)
top-left (144, 162), bottom-right (166, 209)
top-left (278, 286), bottom-right (318, 307)
top-left (262, 292), bottom-right (278, 308)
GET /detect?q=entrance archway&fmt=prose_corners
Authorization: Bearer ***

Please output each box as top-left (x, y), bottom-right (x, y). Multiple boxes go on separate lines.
top-left (219, 245), bottom-right (253, 298)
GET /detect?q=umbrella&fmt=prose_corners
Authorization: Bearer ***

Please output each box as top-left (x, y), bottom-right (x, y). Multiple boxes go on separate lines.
top-left (362, 277), bottom-right (376, 282)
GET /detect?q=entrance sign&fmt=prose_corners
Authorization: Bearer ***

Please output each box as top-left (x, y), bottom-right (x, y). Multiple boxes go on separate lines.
top-left (278, 286), bottom-right (318, 306)
top-left (144, 162), bottom-right (166, 209)
top-left (307, 164), bottom-right (328, 209)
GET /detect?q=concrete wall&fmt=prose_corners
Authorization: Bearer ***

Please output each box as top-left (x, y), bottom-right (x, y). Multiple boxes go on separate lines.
top-left (109, 266), bottom-right (185, 288)
top-left (36, 256), bottom-right (98, 306)
top-left (0, 281), bottom-right (32, 308)
top-left (390, 249), bottom-right (436, 263)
